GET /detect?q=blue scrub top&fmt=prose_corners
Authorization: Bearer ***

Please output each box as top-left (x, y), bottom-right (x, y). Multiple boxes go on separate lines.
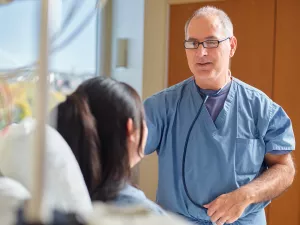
top-left (144, 77), bottom-right (295, 224)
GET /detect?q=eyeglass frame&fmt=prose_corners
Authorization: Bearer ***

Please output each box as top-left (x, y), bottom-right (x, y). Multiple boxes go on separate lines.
top-left (184, 37), bottom-right (231, 49)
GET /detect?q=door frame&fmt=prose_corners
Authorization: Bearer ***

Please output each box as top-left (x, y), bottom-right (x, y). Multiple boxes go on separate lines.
top-left (141, 0), bottom-right (271, 221)
top-left (142, 0), bottom-right (224, 99)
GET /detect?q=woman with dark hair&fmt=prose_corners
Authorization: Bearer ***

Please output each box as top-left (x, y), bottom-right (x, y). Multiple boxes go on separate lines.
top-left (51, 77), bottom-right (163, 214)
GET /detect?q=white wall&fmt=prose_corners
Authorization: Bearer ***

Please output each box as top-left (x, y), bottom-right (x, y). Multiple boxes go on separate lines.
top-left (111, 0), bottom-right (145, 97)
top-left (110, 0), bottom-right (163, 201)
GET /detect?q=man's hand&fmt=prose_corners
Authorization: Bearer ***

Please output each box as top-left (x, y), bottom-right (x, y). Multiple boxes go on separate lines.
top-left (203, 153), bottom-right (295, 224)
top-left (203, 188), bottom-right (253, 225)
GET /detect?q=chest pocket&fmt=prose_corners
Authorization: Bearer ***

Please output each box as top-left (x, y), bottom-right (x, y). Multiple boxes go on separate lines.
top-left (235, 138), bottom-right (265, 176)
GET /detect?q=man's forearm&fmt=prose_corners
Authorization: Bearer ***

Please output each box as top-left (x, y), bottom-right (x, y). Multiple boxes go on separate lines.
top-left (239, 163), bottom-right (295, 204)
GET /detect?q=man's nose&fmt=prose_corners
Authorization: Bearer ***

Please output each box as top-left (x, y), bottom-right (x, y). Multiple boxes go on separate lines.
top-left (195, 44), bottom-right (208, 57)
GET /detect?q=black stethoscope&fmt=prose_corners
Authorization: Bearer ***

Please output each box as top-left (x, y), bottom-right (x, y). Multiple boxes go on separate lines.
top-left (181, 78), bottom-right (232, 210)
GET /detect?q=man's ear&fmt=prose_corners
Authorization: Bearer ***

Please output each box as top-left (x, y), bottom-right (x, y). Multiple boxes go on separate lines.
top-left (229, 36), bottom-right (237, 58)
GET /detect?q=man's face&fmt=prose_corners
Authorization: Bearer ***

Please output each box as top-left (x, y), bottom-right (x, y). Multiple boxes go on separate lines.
top-left (185, 15), bottom-right (237, 83)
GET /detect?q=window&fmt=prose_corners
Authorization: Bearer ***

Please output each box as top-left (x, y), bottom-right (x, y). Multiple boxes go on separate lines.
top-left (0, 0), bottom-right (99, 126)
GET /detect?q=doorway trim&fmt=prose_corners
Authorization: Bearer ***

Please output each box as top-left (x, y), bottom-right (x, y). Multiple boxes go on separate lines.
top-left (139, 0), bottom-right (226, 202)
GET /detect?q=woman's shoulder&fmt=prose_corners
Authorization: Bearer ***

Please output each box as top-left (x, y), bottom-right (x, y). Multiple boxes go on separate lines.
top-left (112, 184), bottom-right (165, 215)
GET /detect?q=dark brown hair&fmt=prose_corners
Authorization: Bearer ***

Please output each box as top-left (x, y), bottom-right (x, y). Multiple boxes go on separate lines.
top-left (52, 77), bottom-right (145, 201)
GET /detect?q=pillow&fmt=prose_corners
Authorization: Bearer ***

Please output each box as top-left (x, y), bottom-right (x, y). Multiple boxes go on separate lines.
top-left (0, 117), bottom-right (92, 221)
top-left (88, 202), bottom-right (192, 225)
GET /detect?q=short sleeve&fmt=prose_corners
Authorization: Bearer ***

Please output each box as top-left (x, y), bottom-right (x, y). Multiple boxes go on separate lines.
top-left (264, 103), bottom-right (295, 154)
top-left (143, 95), bottom-right (165, 155)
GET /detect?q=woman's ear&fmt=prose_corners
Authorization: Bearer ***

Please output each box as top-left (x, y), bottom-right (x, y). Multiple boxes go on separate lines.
top-left (127, 118), bottom-right (136, 142)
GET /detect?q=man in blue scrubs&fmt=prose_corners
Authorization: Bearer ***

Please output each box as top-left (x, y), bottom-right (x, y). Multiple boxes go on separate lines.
top-left (144, 6), bottom-right (295, 225)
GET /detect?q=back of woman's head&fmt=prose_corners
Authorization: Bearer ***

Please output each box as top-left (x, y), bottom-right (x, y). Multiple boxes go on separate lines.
top-left (52, 77), bottom-right (145, 201)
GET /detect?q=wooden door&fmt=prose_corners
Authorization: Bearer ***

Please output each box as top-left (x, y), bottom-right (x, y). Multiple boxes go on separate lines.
top-left (268, 1), bottom-right (300, 224)
top-left (168, 0), bottom-right (275, 98)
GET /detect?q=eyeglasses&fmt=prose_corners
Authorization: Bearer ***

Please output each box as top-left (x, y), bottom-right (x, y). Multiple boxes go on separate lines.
top-left (184, 37), bottom-right (231, 49)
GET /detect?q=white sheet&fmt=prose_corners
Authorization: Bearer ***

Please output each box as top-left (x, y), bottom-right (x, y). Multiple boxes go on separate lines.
top-left (0, 117), bottom-right (92, 221)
